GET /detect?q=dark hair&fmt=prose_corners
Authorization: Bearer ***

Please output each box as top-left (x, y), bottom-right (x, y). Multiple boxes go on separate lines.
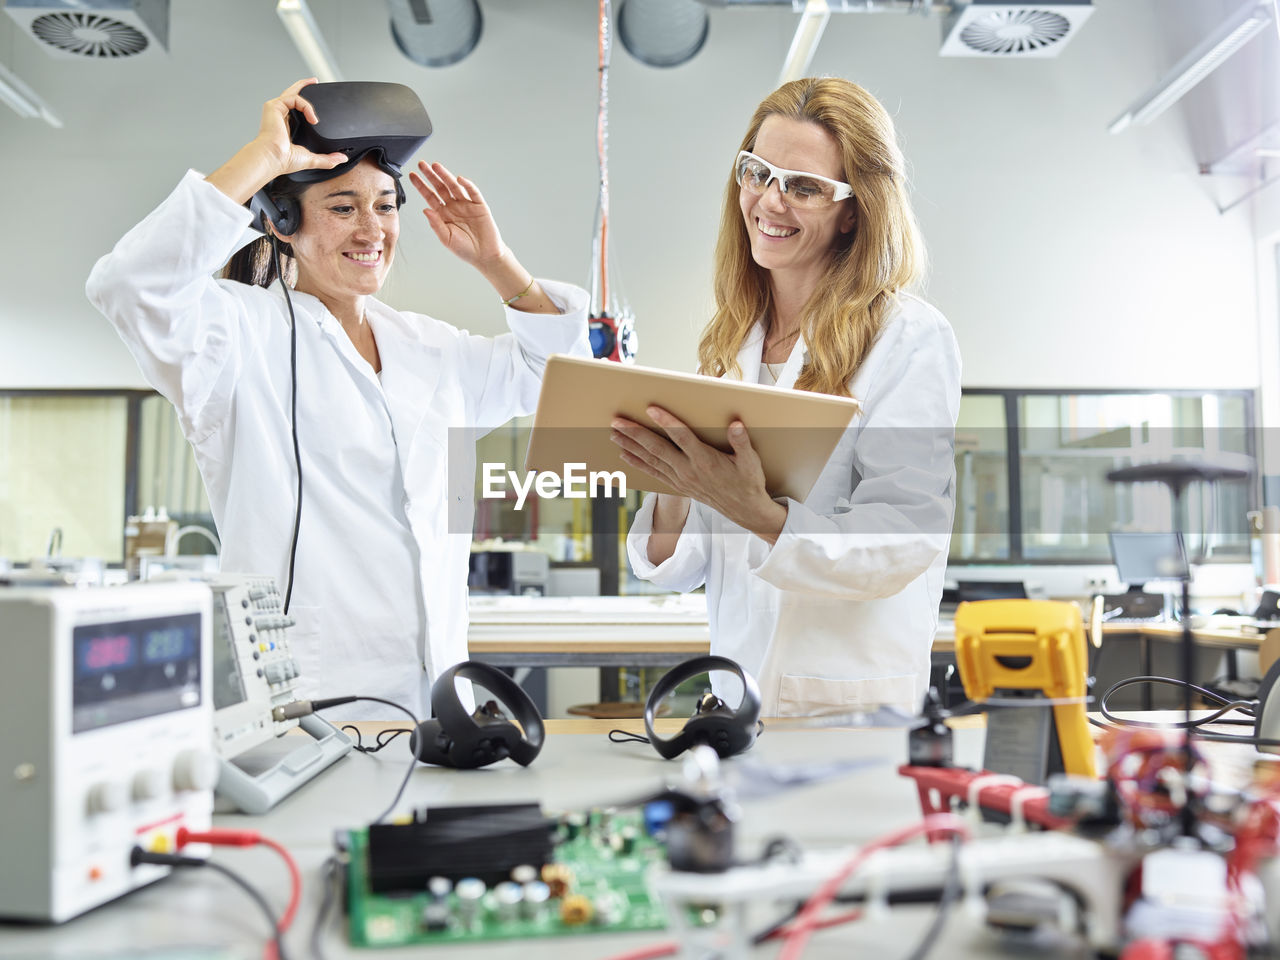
top-left (221, 176), bottom-right (309, 287)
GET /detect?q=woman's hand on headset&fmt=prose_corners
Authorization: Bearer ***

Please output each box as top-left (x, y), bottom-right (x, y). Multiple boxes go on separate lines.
top-left (255, 78), bottom-right (348, 179)
top-left (206, 78), bottom-right (346, 206)
top-left (611, 407), bottom-right (788, 545)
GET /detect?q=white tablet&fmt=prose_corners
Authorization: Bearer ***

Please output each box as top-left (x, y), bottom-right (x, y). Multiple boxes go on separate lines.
top-left (524, 354), bottom-right (861, 501)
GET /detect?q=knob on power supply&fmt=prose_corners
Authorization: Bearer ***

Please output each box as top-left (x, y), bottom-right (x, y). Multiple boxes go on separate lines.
top-left (131, 768), bottom-right (169, 802)
top-left (172, 750), bottom-right (219, 792)
top-left (86, 780), bottom-right (127, 815)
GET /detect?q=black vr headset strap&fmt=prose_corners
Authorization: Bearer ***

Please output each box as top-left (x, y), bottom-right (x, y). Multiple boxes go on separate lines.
top-left (644, 655), bottom-right (763, 760)
top-left (418, 660), bottom-right (545, 768)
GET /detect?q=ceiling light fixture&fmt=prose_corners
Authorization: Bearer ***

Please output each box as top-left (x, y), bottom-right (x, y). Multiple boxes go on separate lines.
top-left (779, 0), bottom-right (831, 86)
top-left (0, 60), bottom-right (62, 128)
top-left (276, 0), bottom-right (343, 83)
top-left (1107, 0), bottom-right (1272, 134)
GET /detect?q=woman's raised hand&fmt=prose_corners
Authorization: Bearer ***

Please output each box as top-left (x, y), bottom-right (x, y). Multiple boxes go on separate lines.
top-left (410, 161), bottom-right (507, 269)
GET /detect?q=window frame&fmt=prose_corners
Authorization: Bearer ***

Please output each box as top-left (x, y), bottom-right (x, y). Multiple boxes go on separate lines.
top-left (956, 386), bottom-right (1259, 565)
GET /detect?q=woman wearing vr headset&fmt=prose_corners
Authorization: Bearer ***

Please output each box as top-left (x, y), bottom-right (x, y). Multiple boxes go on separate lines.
top-left (614, 77), bottom-right (960, 718)
top-left (87, 79), bottom-right (590, 719)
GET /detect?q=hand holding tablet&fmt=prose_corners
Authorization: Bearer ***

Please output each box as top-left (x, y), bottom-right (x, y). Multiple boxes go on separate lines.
top-left (524, 355), bottom-right (861, 502)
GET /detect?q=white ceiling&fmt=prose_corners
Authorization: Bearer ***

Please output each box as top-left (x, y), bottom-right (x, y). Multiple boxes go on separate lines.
top-left (0, 0), bottom-right (1276, 389)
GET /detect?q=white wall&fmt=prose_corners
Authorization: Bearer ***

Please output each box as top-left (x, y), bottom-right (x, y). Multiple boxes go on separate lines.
top-left (0, 0), bottom-right (1269, 395)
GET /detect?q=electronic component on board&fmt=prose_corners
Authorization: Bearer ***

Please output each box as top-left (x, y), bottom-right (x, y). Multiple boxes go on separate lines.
top-left (493, 881), bottom-right (522, 923)
top-left (521, 880), bottom-right (550, 921)
top-left (560, 894), bottom-right (593, 925)
top-left (343, 804), bottom-right (667, 947)
top-left (454, 877), bottom-right (486, 928)
top-left (366, 803), bottom-right (553, 891)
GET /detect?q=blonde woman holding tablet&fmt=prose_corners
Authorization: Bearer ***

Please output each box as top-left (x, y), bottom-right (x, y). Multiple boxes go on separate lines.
top-left (614, 78), bottom-right (961, 718)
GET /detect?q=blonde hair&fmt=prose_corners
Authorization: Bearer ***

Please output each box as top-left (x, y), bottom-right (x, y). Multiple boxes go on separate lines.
top-left (697, 77), bottom-right (925, 397)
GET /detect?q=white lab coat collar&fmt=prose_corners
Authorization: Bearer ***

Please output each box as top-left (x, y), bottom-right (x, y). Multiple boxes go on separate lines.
top-left (268, 284), bottom-right (386, 397)
top-left (733, 321), bottom-right (806, 390)
top-left (267, 285), bottom-right (446, 475)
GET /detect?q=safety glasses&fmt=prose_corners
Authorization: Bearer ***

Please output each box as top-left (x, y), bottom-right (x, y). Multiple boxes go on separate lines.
top-left (734, 150), bottom-right (854, 209)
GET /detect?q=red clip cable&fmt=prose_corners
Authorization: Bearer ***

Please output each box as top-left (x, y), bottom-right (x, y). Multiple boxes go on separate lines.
top-left (176, 827), bottom-right (300, 960)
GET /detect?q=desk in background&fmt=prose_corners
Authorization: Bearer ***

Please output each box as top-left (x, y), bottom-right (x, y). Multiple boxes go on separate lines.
top-left (468, 594), bottom-right (957, 667)
top-left (467, 599), bottom-right (1273, 714)
top-left (467, 594), bottom-right (710, 668)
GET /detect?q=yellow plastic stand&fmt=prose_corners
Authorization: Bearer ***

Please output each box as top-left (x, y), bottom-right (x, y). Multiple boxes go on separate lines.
top-left (954, 599), bottom-right (1096, 779)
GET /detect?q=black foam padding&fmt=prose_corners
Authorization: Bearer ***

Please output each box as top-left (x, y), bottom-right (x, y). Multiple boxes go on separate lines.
top-left (366, 803), bottom-right (553, 892)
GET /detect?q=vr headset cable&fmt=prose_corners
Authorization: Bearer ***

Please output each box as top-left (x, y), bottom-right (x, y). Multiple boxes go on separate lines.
top-left (272, 235), bottom-right (304, 615)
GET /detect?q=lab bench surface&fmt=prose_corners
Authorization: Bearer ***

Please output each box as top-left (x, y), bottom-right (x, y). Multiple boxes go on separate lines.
top-left (0, 720), bottom-right (1011, 960)
top-left (3, 717), bottom-right (1272, 960)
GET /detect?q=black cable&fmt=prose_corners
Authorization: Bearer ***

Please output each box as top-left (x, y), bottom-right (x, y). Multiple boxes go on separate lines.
top-left (305, 695), bottom-right (420, 824)
top-left (1099, 676), bottom-right (1257, 729)
top-left (131, 847), bottom-right (287, 960)
top-left (1090, 677), bottom-right (1280, 746)
top-left (203, 860), bottom-right (288, 960)
top-left (757, 835), bottom-right (803, 865)
top-left (731, 836), bottom-right (805, 872)
top-left (902, 833), bottom-right (962, 960)
top-left (751, 903), bottom-right (802, 945)
top-left (309, 853), bottom-right (344, 960)
top-left (340, 725), bottom-right (412, 754)
top-left (746, 836), bottom-right (962, 952)
top-left (1187, 731), bottom-right (1280, 748)
top-left (273, 235), bottom-right (303, 615)
top-left (608, 728), bottom-right (650, 744)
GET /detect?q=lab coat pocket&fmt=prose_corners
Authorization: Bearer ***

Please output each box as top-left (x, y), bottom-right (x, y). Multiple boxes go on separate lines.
top-left (776, 672), bottom-right (917, 717)
top-left (287, 604), bottom-right (324, 698)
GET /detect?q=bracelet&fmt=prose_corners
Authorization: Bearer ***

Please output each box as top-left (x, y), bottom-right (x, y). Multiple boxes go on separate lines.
top-left (501, 277), bottom-right (535, 306)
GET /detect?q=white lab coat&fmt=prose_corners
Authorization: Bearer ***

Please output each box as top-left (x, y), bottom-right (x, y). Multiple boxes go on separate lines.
top-left (87, 171), bottom-right (590, 719)
top-left (627, 294), bottom-right (961, 717)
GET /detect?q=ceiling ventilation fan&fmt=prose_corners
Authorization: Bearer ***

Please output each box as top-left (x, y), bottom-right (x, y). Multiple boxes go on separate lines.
top-left (3, 0), bottom-right (168, 59)
top-left (939, 0), bottom-right (1093, 58)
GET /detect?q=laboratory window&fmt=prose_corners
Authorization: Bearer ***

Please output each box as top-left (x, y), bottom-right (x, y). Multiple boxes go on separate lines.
top-left (955, 389), bottom-right (1256, 565)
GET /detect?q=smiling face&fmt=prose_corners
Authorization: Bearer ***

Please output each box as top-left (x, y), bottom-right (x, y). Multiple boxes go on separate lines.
top-left (279, 157), bottom-right (400, 316)
top-left (739, 115), bottom-right (856, 295)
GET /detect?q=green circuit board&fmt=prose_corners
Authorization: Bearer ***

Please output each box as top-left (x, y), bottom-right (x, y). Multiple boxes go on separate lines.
top-left (345, 809), bottom-right (670, 947)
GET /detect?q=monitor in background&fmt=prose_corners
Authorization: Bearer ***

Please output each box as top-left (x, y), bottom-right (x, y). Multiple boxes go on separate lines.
top-left (1108, 532), bottom-right (1190, 593)
top-left (956, 580), bottom-right (1028, 603)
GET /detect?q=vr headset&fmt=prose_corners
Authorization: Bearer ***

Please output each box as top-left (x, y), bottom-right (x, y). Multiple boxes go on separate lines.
top-left (250, 81), bottom-right (433, 235)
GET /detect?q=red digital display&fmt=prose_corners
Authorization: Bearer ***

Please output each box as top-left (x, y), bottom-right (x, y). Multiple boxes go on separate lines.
top-left (82, 635), bottom-right (133, 671)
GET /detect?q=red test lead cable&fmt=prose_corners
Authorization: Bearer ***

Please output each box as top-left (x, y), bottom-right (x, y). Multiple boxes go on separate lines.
top-left (780, 813), bottom-right (971, 960)
top-left (177, 827), bottom-right (302, 960)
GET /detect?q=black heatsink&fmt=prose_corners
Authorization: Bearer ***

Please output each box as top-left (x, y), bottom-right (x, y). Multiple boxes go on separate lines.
top-left (366, 803), bottom-right (554, 892)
